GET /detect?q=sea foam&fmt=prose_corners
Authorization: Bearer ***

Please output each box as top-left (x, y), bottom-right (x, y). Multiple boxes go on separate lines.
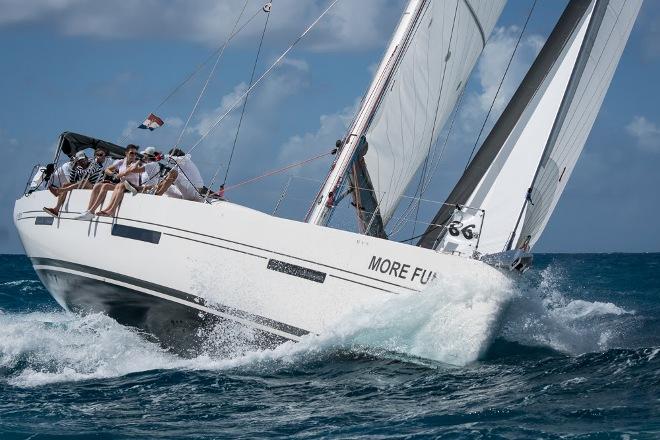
top-left (0, 260), bottom-right (639, 387)
top-left (497, 264), bottom-right (635, 354)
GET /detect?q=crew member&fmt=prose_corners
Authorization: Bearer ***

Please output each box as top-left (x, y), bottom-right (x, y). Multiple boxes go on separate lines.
top-left (164, 148), bottom-right (204, 202)
top-left (43, 150), bottom-right (101, 217)
top-left (76, 144), bottom-right (140, 220)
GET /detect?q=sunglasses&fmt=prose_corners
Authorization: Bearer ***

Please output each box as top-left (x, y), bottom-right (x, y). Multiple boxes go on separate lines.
top-left (127, 152), bottom-right (136, 156)
top-left (96, 152), bottom-right (106, 157)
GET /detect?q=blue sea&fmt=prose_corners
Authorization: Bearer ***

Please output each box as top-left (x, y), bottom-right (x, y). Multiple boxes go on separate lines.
top-left (0, 253), bottom-right (658, 439)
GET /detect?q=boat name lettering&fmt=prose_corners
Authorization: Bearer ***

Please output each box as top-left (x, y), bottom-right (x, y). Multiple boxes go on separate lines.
top-left (368, 256), bottom-right (436, 285)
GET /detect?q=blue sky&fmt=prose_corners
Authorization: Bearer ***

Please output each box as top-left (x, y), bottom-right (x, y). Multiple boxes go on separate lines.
top-left (1, 0), bottom-right (659, 254)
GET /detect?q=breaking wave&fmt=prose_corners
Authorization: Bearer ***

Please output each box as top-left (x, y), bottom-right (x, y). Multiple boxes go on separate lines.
top-left (0, 265), bottom-right (517, 386)
top-left (0, 261), bottom-right (642, 387)
top-left (497, 264), bottom-right (635, 354)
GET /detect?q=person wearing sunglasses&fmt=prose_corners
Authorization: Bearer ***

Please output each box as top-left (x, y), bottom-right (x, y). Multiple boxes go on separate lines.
top-left (43, 147), bottom-right (109, 217)
top-left (75, 144), bottom-right (140, 220)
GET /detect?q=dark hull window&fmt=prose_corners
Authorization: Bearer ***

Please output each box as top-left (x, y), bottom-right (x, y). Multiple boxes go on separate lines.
top-left (111, 224), bottom-right (161, 244)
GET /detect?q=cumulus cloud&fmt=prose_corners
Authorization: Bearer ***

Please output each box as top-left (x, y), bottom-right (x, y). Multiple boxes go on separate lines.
top-left (626, 115), bottom-right (660, 152)
top-left (639, 0), bottom-right (660, 61)
top-left (0, 0), bottom-right (401, 52)
top-left (120, 56), bottom-right (311, 181)
top-left (278, 98), bottom-right (358, 167)
top-left (459, 26), bottom-right (544, 139)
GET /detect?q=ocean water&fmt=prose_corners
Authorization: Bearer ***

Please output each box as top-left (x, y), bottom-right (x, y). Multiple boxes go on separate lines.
top-left (0, 254), bottom-right (658, 439)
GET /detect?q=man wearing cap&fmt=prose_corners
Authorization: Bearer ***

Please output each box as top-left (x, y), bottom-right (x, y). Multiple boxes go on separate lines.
top-left (47, 151), bottom-right (82, 190)
top-left (135, 146), bottom-right (162, 194)
top-left (43, 150), bottom-right (96, 217)
top-left (163, 148), bottom-right (204, 201)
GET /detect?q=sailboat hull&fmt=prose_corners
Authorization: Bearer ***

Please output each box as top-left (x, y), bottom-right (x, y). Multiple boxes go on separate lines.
top-left (14, 190), bottom-right (508, 355)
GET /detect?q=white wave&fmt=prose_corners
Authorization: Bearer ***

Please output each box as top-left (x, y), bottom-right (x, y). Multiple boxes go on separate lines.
top-left (0, 311), bottom-right (189, 387)
top-left (497, 264), bottom-right (635, 354)
top-left (0, 279), bottom-right (42, 292)
top-left (0, 265), bottom-right (516, 386)
top-left (551, 299), bottom-right (632, 321)
top-left (289, 265), bottom-right (516, 366)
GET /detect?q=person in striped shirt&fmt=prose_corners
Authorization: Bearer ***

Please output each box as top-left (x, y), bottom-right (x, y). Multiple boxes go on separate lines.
top-left (43, 147), bottom-right (110, 217)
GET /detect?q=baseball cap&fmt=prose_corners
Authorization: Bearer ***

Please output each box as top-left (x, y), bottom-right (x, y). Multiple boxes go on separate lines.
top-left (140, 146), bottom-right (157, 156)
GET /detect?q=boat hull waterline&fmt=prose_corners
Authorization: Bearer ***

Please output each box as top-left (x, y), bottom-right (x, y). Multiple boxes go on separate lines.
top-left (14, 190), bottom-right (509, 357)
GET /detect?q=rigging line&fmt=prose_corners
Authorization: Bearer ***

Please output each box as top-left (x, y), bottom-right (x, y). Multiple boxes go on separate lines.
top-left (222, 150), bottom-right (333, 193)
top-left (162, 0), bottom-right (338, 199)
top-left (212, 0), bottom-right (272, 192)
top-left (464, 0), bottom-right (537, 170)
top-left (117, 4), bottom-right (264, 146)
top-left (183, 0), bottom-right (341, 158)
top-left (174, 0), bottom-right (251, 150)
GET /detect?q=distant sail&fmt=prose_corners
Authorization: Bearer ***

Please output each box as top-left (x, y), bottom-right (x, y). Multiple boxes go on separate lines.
top-left (362, 0), bottom-right (505, 226)
top-left (418, 0), bottom-right (641, 254)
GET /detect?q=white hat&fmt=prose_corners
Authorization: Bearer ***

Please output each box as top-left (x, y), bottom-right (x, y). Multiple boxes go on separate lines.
top-left (74, 151), bottom-right (88, 161)
top-left (140, 146), bottom-right (157, 156)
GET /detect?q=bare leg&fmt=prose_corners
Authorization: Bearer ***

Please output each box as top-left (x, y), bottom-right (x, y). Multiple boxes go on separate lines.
top-left (155, 170), bottom-right (177, 196)
top-left (85, 183), bottom-right (105, 210)
top-left (88, 183), bottom-right (115, 213)
top-left (98, 185), bottom-right (125, 217)
top-left (46, 182), bottom-right (92, 215)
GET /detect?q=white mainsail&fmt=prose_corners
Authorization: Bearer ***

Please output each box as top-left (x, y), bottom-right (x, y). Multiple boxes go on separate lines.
top-left (363, 0), bottom-right (505, 226)
top-left (419, 0), bottom-right (641, 255)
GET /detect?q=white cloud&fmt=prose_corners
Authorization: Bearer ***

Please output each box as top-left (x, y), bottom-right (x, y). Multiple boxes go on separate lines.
top-left (278, 98), bottom-right (358, 169)
top-left (626, 115), bottom-right (660, 152)
top-left (0, 0), bottom-right (402, 52)
top-left (120, 56), bottom-right (311, 181)
top-left (459, 26), bottom-right (544, 140)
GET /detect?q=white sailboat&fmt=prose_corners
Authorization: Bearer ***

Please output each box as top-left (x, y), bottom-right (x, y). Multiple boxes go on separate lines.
top-left (13, 0), bottom-right (641, 356)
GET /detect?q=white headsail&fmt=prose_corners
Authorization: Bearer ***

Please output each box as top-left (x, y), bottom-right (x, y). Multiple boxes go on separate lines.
top-left (516, 0), bottom-right (642, 250)
top-left (363, 0), bottom-right (505, 226)
top-left (306, 0), bottom-right (505, 234)
top-left (419, 0), bottom-right (641, 255)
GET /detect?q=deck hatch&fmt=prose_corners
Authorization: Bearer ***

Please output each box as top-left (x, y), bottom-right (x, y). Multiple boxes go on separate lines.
top-left (35, 216), bottom-right (54, 225)
top-left (267, 259), bottom-right (326, 283)
top-left (111, 224), bottom-right (161, 244)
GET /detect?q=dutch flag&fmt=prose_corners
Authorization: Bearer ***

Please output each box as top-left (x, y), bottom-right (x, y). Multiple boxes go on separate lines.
top-left (138, 113), bottom-right (164, 131)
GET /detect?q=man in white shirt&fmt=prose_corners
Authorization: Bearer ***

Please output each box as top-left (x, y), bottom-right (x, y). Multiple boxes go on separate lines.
top-left (49, 157), bottom-right (75, 189)
top-left (76, 144), bottom-right (140, 220)
top-left (137, 146), bottom-right (162, 193)
top-left (164, 148), bottom-right (204, 202)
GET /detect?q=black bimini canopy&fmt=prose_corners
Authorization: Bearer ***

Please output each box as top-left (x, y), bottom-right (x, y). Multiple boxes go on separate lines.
top-left (59, 132), bottom-right (128, 159)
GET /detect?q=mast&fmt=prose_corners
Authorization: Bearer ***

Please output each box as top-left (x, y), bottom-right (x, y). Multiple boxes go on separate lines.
top-left (305, 0), bottom-right (425, 228)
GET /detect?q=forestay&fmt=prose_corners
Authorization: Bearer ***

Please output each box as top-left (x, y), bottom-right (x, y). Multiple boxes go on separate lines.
top-left (362, 0), bottom-right (505, 226)
top-left (418, 0), bottom-right (641, 255)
